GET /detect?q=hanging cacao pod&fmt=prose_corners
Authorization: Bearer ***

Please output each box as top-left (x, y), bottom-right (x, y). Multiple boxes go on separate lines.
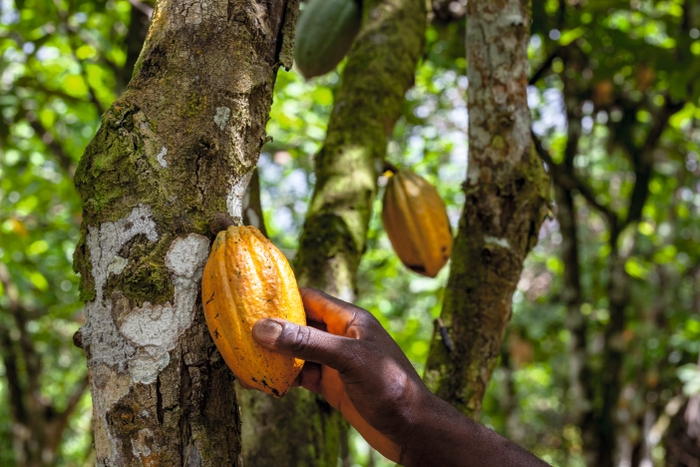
top-left (201, 225), bottom-right (305, 397)
top-left (382, 168), bottom-right (453, 278)
top-left (294, 0), bottom-right (362, 79)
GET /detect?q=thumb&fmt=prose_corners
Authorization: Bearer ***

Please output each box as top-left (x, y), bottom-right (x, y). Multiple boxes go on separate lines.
top-left (253, 318), bottom-right (358, 372)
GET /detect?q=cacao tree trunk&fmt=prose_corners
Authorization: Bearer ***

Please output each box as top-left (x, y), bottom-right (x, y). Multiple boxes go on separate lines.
top-left (240, 0), bottom-right (426, 463)
top-left (72, 0), bottom-right (297, 464)
top-left (423, 0), bottom-right (550, 418)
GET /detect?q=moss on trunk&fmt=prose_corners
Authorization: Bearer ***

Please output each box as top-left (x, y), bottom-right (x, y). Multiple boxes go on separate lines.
top-left (72, 0), bottom-right (298, 464)
top-left (241, 0), bottom-right (426, 464)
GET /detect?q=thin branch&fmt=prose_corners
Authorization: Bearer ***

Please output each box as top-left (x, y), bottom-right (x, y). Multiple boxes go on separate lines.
top-left (242, 168), bottom-right (268, 237)
top-left (531, 130), bottom-right (619, 229)
top-left (119, 0), bottom-right (153, 94)
top-left (623, 97), bottom-right (685, 227)
top-left (529, 47), bottom-right (561, 85)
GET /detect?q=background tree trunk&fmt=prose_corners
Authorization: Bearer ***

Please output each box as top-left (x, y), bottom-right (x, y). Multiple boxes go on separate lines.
top-left (240, 0), bottom-right (426, 463)
top-left (423, 0), bottom-right (550, 418)
top-left (72, 0), bottom-right (297, 464)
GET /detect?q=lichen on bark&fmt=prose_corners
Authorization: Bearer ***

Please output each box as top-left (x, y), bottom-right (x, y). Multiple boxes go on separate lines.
top-left (423, 0), bottom-right (550, 418)
top-left (72, 0), bottom-right (299, 464)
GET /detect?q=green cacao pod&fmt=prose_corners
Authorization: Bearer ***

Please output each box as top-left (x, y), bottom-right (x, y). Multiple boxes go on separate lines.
top-left (294, 0), bottom-right (362, 79)
top-left (382, 168), bottom-right (453, 278)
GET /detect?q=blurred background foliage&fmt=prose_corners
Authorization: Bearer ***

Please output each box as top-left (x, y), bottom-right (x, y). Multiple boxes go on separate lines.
top-left (0, 0), bottom-right (698, 466)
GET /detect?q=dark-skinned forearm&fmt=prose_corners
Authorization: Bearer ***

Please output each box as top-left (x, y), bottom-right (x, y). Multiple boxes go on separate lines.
top-left (400, 392), bottom-right (549, 467)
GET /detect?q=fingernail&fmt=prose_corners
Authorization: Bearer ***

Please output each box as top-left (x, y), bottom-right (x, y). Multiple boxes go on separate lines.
top-left (253, 319), bottom-right (283, 345)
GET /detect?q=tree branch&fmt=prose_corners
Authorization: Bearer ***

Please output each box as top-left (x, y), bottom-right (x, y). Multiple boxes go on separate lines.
top-left (531, 130), bottom-right (619, 229)
top-left (623, 97), bottom-right (685, 227)
top-left (529, 47), bottom-right (561, 85)
top-left (242, 168), bottom-right (268, 236)
top-left (128, 0), bottom-right (153, 18)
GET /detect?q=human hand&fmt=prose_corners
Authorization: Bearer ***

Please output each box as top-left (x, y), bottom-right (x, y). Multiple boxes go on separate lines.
top-left (251, 287), bottom-right (430, 463)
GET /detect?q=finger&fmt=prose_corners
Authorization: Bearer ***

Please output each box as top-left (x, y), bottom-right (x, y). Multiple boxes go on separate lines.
top-left (297, 362), bottom-right (322, 393)
top-left (299, 288), bottom-right (363, 335)
top-left (252, 318), bottom-right (359, 372)
top-left (306, 318), bottom-right (328, 333)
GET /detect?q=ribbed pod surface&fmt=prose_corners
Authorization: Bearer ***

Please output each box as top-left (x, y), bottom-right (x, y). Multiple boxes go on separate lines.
top-left (382, 170), bottom-right (453, 278)
top-left (201, 225), bottom-right (305, 397)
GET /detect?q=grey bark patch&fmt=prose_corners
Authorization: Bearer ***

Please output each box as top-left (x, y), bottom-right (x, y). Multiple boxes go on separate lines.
top-left (227, 171), bottom-right (253, 223)
top-left (81, 204), bottom-right (158, 369)
top-left (185, 444), bottom-right (203, 467)
top-left (214, 107), bottom-right (231, 130)
top-left (156, 147), bottom-right (168, 167)
top-left (119, 233), bottom-right (210, 383)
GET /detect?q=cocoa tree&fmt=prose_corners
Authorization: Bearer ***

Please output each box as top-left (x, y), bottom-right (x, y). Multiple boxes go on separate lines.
top-left (71, 0), bottom-right (298, 463)
top-left (423, 0), bottom-right (550, 417)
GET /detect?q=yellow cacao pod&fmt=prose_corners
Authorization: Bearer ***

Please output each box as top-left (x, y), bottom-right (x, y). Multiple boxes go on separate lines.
top-left (201, 225), bottom-right (305, 397)
top-left (381, 169), bottom-right (453, 278)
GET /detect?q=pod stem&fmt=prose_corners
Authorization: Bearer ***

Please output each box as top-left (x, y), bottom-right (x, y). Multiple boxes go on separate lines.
top-left (382, 160), bottom-right (400, 174)
top-left (209, 213), bottom-right (237, 236)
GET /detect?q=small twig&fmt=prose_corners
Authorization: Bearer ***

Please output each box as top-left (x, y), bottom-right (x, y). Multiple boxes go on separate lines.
top-left (529, 47), bottom-right (561, 85)
top-left (209, 213), bottom-right (237, 236)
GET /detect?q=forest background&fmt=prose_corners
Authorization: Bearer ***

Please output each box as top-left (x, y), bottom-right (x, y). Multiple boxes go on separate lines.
top-left (0, 0), bottom-right (699, 466)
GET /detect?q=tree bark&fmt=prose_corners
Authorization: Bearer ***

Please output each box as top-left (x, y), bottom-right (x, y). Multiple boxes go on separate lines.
top-left (240, 0), bottom-right (426, 463)
top-left (423, 0), bottom-right (550, 418)
top-left (72, 0), bottom-right (297, 464)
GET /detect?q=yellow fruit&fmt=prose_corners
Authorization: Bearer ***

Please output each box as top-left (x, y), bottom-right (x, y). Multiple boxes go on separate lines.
top-left (201, 225), bottom-right (305, 397)
top-left (382, 169), bottom-right (453, 278)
